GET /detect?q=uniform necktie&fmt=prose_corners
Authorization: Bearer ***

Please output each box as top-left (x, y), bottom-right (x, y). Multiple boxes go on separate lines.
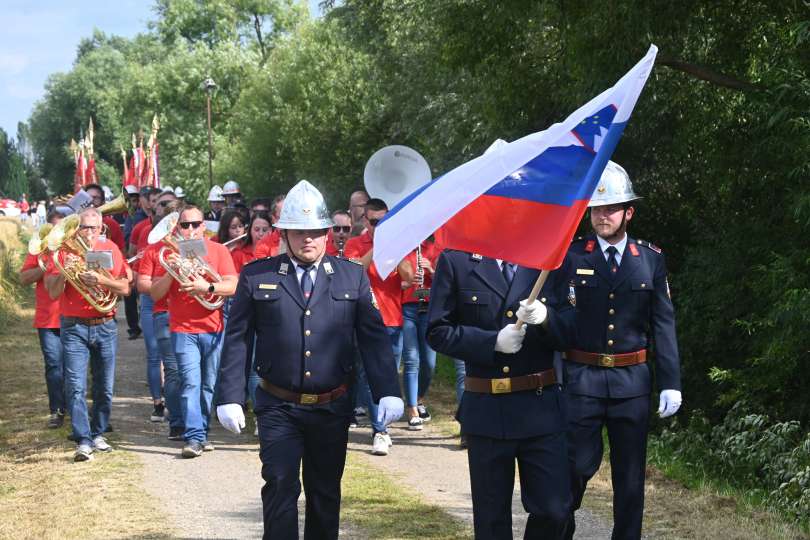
top-left (606, 246), bottom-right (619, 274)
top-left (501, 262), bottom-right (515, 286)
top-left (300, 265), bottom-right (314, 301)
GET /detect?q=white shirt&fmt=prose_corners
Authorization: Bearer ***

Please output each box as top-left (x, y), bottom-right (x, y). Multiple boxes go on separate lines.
top-left (290, 258), bottom-right (320, 286)
top-left (596, 234), bottom-right (628, 267)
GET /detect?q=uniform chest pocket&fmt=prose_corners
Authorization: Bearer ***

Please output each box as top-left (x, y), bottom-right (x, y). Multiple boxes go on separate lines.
top-left (331, 289), bottom-right (358, 325)
top-left (460, 289), bottom-right (492, 324)
top-left (253, 287), bottom-right (283, 325)
top-left (573, 275), bottom-right (598, 289)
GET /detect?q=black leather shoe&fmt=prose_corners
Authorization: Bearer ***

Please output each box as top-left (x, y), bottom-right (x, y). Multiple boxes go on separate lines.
top-left (127, 329), bottom-right (142, 340)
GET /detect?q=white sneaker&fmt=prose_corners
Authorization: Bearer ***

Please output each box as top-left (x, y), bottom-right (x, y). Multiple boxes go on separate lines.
top-left (408, 416), bottom-right (424, 431)
top-left (92, 435), bottom-right (112, 453)
top-left (371, 432), bottom-right (390, 456)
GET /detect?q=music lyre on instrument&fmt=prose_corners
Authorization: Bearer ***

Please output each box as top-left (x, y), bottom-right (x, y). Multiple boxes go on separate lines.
top-left (364, 145), bottom-right (432, 309)
top-left (149, 211), bottom-right (225, 310)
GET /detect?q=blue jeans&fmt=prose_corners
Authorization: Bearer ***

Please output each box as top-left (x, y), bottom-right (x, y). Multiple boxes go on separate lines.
top-left (360, 326), bottom-right (402, 433)
top-left (61, 318), bottom-right (117, 445)
top-left (172, 331), bottom-right (223, 443)
top-left (37, 328), bottom-right (65, 413)
top-left (402, 303), bottom-right (437, 407)
top-left (139, 293), bottom-right (161, 401)
top-left (154, 312), bottom-right (182, 428)
top-left (453, 357), bottom-right (466, 404)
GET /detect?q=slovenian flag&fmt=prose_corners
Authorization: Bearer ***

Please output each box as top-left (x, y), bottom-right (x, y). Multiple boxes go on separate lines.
top-left (373, 45), bottom-right (658, 276)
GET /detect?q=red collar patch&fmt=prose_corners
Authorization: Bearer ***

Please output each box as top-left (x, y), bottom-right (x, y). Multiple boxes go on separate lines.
top-left (628, 243), bottom-right (640, 256)
top-left (584, 240), bottom-right (595, 253)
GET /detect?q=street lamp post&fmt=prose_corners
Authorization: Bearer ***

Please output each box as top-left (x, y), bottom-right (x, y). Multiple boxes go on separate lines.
top-left (202, 77), bottom-right (217, 189)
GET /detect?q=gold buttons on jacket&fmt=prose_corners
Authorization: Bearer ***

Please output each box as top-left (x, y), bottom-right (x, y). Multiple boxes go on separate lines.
top-left (502, 366), bottom-right (510, 374)
top-left (506, 310), bottom-right (514, 318)
top-left (305, 350), bottom-right (312, 357)
top-left (608, 324), bottom-right (614, 331)
top-left (344, 293), bottom-right (350, 298)
top-left (640, 283), bottom-right (646, 288)
top-left (609, 308), bottom-right (615, 315)
top-left (541, 297), bottom-right (547, 303)
top-left (305, 371), bottom-right (311, 378)
top-left (305, 309), bottom-right (311, 316)
top-left (609, 293), bottom-right (615, 299)
top-left (304, 330), bottom-right (311, 336)
top-left (581, 280), bottom-right (587, 285)
top-left (607, 339), bottom-right (614, 346)
top-left (472, 295), bottom-right (478, 302)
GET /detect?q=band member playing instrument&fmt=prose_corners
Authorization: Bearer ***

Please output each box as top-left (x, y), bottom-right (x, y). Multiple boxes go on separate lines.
top-left (218, 209), bottom-right (247, 251)
top-left (149, 204), bottom-right (238, 458)
top-left (231, 210), bottom-right (272, 272)
top-left (325, 210), bottom-right (351, 257)
top-left (44, 207), bottom-right (131, 462)
top-left (20, 209), bottom-right (66, 429)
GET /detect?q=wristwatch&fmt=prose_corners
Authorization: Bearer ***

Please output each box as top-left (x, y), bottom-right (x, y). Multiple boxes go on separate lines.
top-left (208, 283), bottom-right (215, 294)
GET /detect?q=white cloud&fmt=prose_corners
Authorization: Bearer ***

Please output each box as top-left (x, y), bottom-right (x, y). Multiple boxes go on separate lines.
top-left (0, 53), bottom-right (30, 75)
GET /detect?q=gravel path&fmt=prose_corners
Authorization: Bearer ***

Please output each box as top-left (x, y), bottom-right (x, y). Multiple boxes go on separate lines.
top-left (111, 316), bottom-right (610, 538)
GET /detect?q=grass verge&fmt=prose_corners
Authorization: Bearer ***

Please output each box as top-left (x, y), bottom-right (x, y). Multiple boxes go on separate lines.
top-left (0, 228), bottom-right (171, 539)
top-left (341, 452), bottom-right (470, 539)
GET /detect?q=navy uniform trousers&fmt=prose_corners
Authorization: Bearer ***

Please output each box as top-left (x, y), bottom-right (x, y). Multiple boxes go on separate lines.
top-left (217, 254), bottom-right (400, 540)
top-left (427, 250), bottom-right (576, 540)
top-left (562, 236), bottom-right (681, 540)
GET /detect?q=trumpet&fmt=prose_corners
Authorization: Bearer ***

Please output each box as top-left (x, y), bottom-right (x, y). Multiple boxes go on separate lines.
top-left (149, 212), bottom-right (225, 310)
top-left (45, 214), bottom-right (119, 313)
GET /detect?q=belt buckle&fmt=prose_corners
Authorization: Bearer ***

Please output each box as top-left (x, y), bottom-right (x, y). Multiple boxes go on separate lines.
top-left (299, 393), bottom-right (319, 405)
top-left (490, 378), bottom-right (512, 394)
top-left (600, 355), bottom-right (615, 368)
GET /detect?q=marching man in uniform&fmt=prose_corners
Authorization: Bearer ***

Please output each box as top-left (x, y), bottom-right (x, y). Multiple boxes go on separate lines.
top-left (427, 247), bottom-right (576, 539)
top-left (216, 180), bottom-right (403, 539)
top-left (563, 161), bottom-right (682, 540)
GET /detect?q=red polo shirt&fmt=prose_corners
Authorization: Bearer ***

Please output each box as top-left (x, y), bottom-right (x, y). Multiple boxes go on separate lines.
top-left (344, 231), bottom-right (403, 327)
top-left (230, 243), bottom-right (256, 272)
top-left (22, 254), bottom-right (60, 328)
top-left (165, 239), bottom-right (237, 333)
top-left (46, 239), bottom-right (127, 318)
top-left (103, 216), bottom-right (125, 251)
top-left (137, 243), bottom-right (170, 313)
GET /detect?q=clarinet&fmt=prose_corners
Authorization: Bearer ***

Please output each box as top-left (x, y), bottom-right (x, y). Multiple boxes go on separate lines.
top-left (414, 244), bottom-right (430, 313)
top-left (337, 239), bottom-right (345, 258)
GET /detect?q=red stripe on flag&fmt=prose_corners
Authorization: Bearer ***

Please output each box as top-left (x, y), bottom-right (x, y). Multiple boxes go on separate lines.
top-left (434, 195), bottom-right (589, 270)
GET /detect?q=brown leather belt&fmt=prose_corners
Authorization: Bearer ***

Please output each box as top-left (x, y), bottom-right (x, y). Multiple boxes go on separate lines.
top-left (259, 379), bottom-right (348, 405)
top-left (62, 315), bottom-right (115, 326)
top-left (465, 369), bottom-right (558, 395)
top-left (565, 349), bottom-right (647, 368)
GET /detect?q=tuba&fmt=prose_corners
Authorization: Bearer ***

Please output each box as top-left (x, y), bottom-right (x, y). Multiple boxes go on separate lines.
top-left (149, 212), bottom-right (225, 310)
top-left (28, 223), bottom-right (54, 272)
top-left (98, 191), bottom-right (130, 217)
top-left (364, 145), bottom-right (432, 306)
top-left (45, 214), bottom-right (119, 313)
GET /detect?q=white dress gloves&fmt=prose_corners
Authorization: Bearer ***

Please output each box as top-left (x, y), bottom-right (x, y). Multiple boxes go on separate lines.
top-left (217, 403), bottom-right (246, 434)
top-left (658, 389), bottom-right (683, 418)
top-left (516, 299), bottom-right (548, 325)
top-left (495, 324), bottom-right (527, 354)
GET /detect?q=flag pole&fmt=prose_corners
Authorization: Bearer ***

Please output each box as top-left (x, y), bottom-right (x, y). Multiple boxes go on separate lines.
top-left (515, 270), bottom-right (550, 330)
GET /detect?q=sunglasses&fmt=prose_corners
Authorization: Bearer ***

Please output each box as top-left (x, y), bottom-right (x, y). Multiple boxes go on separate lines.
top-left (178, 221), bottom-right (203, 230)
top-left (332, 225), bottom-right (351, 233)
top-left (367, 218), bottom-right (381, 226)
top-left (158, 200), bottom-right (173, 207)
top-left (79, 225), bottom-right (102, 231)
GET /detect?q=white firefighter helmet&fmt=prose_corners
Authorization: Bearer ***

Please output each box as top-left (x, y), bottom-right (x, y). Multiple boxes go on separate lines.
top-left (174, 186), bottom-right (186, 199)
top-left (222, 180), bottom-right (241, 195)
top-left (274, 180), bottom-right (333, 230)
top-left (124, 185), bottom-right (138, 195)
top-left (588, 161), bottom-right (641, 207)
top-left (102, 185), bottom-right (114, 202)
top-left (162, 185), bottom-right (174, 194)
top-left (208, 185), bottom-right (224, 202)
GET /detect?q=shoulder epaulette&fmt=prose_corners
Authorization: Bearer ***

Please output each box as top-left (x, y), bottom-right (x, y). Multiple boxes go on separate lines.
top-left (570, 235), bottom-right (587, 244)
top-left (244, 256), bottom-right (272, 266)
top-left (635, 239), bottom-right (662, 254)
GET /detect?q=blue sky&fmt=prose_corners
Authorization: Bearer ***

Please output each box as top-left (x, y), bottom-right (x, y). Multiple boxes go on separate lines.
top-left (0, 0), bottom-right (321, 140)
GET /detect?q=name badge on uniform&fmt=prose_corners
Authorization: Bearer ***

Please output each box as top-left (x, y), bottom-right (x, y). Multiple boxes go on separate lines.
top-left (323, 262), bottom-right (334, 275)
top-left (258, 283), bottom-right (277, 290)
top-left (576, 268), bottom-right (595, 275)
top-left (278, 262), bottom-right (289, 275)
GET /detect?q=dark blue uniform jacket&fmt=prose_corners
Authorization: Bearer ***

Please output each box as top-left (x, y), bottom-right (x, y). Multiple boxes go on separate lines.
top-left (427, 250), bottom-right (575, 440)
top-left (564, 235), bottom-right (681, 399)
top-left (217, 254), bottom-right (400, 415)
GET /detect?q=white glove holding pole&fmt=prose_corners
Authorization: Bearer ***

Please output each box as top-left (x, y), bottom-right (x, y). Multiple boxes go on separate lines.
top-left (494, 324), bottom-right (526, 354)
top-left (217, 403), bottom-right (246, 434)
top-left (516, 299), bottom-right (548, 325)
top-left (658, 389), bottom-right (682, 418)
top-left (376, 396), bottom-right (404, 426)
